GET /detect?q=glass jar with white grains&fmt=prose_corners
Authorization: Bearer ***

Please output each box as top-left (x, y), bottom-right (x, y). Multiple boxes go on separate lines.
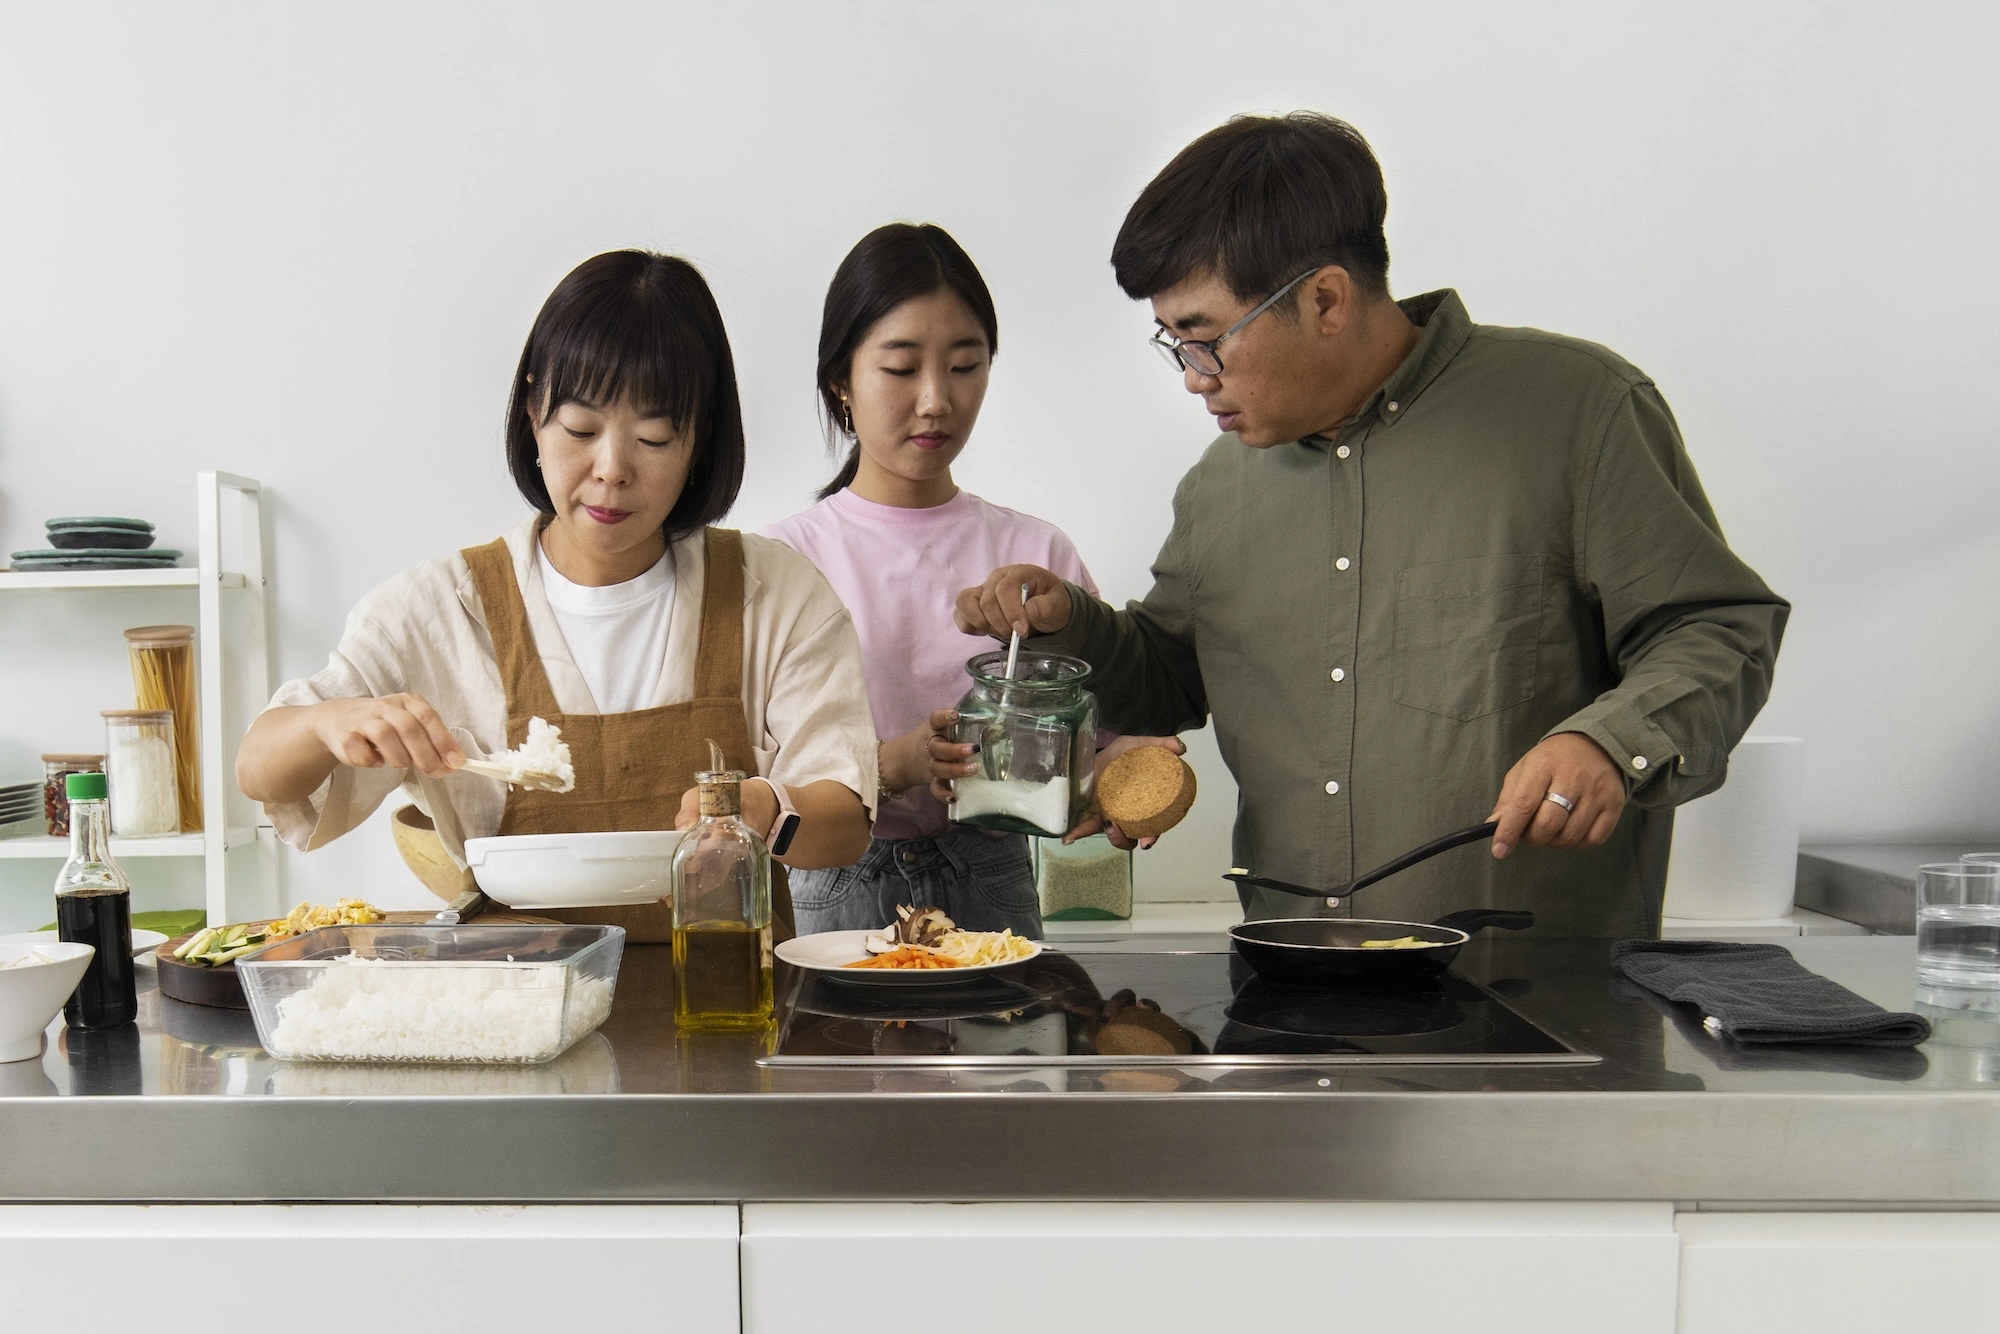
top-left (1035, 833), bottom-right (1134, 921)
top-left (949, 650), bottom-right (1098, 838)
top-left (101, 709), bottom-right (180, 838)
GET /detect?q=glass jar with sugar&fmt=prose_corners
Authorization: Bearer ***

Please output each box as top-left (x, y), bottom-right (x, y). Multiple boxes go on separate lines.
top-left (948, 650), bottom-right (1098, 838)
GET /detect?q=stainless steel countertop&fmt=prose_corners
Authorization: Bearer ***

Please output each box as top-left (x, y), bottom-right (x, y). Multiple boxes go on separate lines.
top-left (4, 934), bottom-right (1998, 1206)
top-left (1796, 841), bottom-right (1998, 935)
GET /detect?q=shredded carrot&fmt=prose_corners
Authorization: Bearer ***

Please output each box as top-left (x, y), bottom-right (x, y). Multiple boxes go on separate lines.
top-left (843, 947), bottom-right (959, 970)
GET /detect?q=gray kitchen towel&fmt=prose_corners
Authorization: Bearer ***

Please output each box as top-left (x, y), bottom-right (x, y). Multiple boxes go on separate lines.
top-left (1613, 975), bottom-right (1931, 1080)
top-left (1609, 940), bottom-right (1932, 1047)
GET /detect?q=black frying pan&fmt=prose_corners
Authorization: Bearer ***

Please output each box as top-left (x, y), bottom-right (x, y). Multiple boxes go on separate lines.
top-left (1229, 908), bottom-right (1534, 987)
top-left (1221, 820), bottom-right (1527, 986)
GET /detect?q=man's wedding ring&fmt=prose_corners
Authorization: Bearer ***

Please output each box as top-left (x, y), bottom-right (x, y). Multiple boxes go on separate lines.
top-left (1543, 792), bottom-right (1576, 813)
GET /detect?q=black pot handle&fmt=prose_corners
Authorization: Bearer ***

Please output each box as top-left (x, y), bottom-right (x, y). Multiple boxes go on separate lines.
top-left (1432, 908), bottom-right (1535, 936)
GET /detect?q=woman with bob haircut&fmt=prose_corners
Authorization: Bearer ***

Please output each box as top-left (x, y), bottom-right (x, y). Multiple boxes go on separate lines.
top-left (764, 223), bottom-right (1179, 939)
top-left (238, 250), bottom-right (877, 939)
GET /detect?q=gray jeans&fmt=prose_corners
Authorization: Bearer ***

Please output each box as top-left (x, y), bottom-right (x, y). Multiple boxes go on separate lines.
top-left (789, 825), bottom-right (1043, 939)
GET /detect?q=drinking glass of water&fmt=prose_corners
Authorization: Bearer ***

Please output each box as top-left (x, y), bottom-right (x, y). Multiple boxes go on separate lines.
top-left (1916, 862), bottom-right (2000, 995)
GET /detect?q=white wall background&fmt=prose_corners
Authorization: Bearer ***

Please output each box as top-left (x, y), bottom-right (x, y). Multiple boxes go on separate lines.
top-left (0, 1), bottom-right (1993, 925)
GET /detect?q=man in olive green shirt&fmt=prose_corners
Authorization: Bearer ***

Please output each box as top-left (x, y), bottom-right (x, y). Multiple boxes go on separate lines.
top-left (952, 113), bottom-right (1787, 936)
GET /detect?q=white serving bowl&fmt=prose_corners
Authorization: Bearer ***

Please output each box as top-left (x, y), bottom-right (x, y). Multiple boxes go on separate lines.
top-left (0, 940), bottom-right (94, 1063)
top-left (0, 929), bottom-right (168, 957)
top-left (464, 829), bottom-right (683, 910)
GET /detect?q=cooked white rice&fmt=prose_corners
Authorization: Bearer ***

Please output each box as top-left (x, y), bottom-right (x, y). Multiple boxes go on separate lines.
top-left (492, 717), bottom-right (575, 792)
top-left (268, 954), bottom-right (611, 1063)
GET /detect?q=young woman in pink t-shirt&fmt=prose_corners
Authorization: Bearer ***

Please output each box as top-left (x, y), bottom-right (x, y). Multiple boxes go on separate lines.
top-left (766, 224), bottom-right (1178, 938)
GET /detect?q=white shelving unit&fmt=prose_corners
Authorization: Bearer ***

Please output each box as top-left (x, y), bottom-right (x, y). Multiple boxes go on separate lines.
top-left (0, 472), bottom-right (280, 924)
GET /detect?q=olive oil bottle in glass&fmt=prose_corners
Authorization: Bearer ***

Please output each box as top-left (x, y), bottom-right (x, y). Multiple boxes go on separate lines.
top-left (671, 763), bottom-right (773, 1030)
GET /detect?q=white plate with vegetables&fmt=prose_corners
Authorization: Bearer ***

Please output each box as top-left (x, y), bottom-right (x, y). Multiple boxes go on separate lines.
top-left (776, 907), bottom-right (1043, 987)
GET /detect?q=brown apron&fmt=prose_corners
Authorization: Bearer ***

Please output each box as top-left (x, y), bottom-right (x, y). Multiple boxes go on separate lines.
top-left (460, 526), bottom-right (793, 945)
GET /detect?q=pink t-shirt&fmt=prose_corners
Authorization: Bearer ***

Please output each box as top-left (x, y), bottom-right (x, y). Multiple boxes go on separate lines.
top-left (763, 487), bottom-right (1101, 840)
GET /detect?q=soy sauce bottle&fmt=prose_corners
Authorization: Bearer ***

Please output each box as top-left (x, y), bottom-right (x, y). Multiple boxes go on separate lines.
top-left (54, 771), bottom-right (136, 1029)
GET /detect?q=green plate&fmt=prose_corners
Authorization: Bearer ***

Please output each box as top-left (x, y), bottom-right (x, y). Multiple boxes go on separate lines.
top-left (9, 557), bottom-right (183, 572)
top-left (12, 547), bottom-right (182, 561)
top-left (44, 516), bottom-right (154, 531)
top-left (33, 909), bottom-right (208, 937)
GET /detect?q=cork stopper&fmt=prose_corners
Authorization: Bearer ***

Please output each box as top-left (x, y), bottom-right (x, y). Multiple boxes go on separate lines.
top-left (697, 739), bottom-right (743, 818)
top-left (1097, 746), bottom-right (1199, 839)
top-left (697, 771), bottom-right (744, 817)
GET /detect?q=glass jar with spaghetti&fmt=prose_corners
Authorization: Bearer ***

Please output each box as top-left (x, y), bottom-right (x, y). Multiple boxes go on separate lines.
top-left (123, 624), bottom-right (200, 832)
top-left (101, 709), bottom-right (180, 838)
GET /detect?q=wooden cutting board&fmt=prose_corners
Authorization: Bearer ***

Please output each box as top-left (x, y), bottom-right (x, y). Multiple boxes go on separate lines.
top-left (154, 909), bottom-right (562, 1009)
top-left (154, 913), bottom-right (427, 1009)
top-left (154, 931), bottom-right (250, 1009)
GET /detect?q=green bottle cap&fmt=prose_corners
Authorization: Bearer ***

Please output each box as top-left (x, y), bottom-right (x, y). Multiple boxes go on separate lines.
top-left (65, 771), bottom-right (107, 801)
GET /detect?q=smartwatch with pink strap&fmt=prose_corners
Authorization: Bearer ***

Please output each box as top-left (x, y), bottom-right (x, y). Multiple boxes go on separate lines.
top-left (755, 777), bottom-right (800, 857)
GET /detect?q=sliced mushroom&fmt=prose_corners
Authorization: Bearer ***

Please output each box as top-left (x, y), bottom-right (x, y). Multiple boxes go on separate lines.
top-left (857, 905), bottom-right (960, 955)
top-left (899, 907), bottom-right (956, 947)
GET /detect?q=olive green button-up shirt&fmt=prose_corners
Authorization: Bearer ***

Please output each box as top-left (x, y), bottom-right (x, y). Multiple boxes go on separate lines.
top-left (1043, 290), bottom-right (1788, 936)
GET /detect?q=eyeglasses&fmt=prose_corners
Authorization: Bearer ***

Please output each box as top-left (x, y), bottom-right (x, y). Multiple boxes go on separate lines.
top-left (1149, 267), bottom-right (1320, 377)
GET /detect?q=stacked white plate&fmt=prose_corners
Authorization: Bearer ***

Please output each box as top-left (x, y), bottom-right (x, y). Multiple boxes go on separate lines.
top-left (0, 781), bottom-right (41, 834)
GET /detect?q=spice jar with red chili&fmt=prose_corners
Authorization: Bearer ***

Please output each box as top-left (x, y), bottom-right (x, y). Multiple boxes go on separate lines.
top-left (42, 753), bottom-right (105, 837)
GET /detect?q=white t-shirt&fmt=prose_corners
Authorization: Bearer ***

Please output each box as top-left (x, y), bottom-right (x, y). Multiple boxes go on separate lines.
top-left (262, 517), bottom-right (878, 863)
top-left (535, 541), bottom-right (675, 714)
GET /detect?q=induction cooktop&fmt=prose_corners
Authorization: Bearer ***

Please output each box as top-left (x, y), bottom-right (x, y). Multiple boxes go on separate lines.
top-left (762, 947), bottom-right (1599, 1068)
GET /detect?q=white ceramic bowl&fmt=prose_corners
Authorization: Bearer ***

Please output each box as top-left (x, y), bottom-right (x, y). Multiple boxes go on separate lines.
top-left (0, 929), bottom-right (168, 957)
top-left (0, 940), bottom-right (94, 1063)
top-left (463, 830), bottom-right (683, 910)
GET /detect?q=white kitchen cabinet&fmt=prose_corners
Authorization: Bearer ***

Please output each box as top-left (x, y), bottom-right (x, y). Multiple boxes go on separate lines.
top-left (0, 472), bottom-right (278, 926)
top-left (1677, 1211), bottom-right (2000, 1333)
top-left (0, 1205), bottom-right (740, 1331)
top-left (741, 1201), bottom-right (1680, 1334)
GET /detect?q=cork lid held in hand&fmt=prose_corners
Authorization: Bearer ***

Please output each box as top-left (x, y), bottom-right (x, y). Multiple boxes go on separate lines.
top-left (1097, 746), bottom-right (1198, 840)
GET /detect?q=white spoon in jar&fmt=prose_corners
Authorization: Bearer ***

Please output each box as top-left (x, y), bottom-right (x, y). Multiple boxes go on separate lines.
top-left (1004, 581), bottom-right (1028, 681)
top-left (978, 583), bottom-right (1034, 773)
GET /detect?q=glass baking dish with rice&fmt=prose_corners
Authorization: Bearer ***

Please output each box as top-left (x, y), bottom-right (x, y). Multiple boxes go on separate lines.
top-left (236, 924), bottom-right (624, 1064)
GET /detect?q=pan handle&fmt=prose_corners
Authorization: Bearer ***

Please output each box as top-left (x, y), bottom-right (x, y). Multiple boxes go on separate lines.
top-left (1432, 908), bottom-right (1535, 936)
top-left (1221, 871), bottom-right (1327, 900)
top-left (1221, 820), bottom-right (1503, 903)
top-left (1341, 821), bottom-right (1501, 900)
